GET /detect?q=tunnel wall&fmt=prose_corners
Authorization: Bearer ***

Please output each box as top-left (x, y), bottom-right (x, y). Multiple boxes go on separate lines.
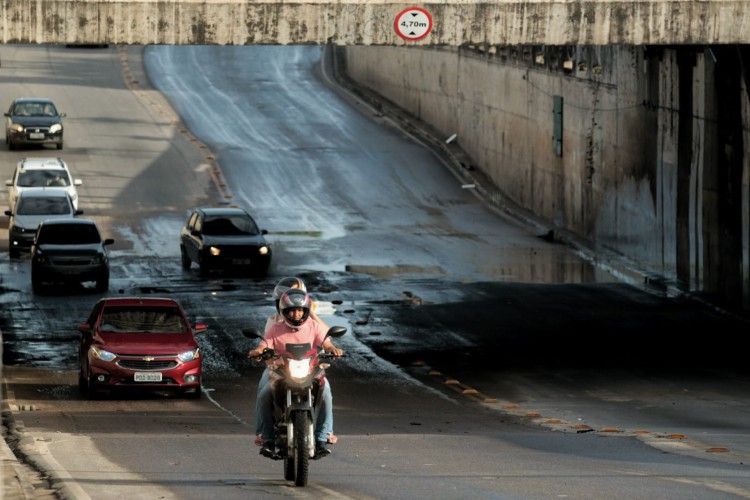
top-left (342, 45), bottom-right (750, 307)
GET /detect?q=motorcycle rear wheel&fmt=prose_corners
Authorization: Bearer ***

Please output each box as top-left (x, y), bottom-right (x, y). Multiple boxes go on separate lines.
top-left (293, 411), bottom-right (310, 486)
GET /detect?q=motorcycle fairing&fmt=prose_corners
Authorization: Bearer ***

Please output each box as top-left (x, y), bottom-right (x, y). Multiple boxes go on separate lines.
top-left (282, 343), bottom-right (315, 360)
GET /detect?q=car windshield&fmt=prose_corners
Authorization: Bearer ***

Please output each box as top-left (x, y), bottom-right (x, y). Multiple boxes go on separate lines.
top-left (16, 197), bottom-right (70, 215)
top-left (99, 306), bottom-right (188, 333)
top-left (202, 215), bottom-right (259, 236)
top-left (14, 102), bottom-right (57, 117)
top-left (17, 170), bottom-right (69, 187)
top-left (36, 224), bottom-right (100, 245)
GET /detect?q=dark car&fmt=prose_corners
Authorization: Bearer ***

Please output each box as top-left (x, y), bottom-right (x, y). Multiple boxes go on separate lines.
top-left (77, 297), bottom-right (207, 399)
top-left (30, 218), bottom-right (114, 293)
top-left (5, 188), bottom-right (83, 258)
top-left (5, 97), bottom-right (66, 150)
top-left (180, 207), bottom-right (272, 275)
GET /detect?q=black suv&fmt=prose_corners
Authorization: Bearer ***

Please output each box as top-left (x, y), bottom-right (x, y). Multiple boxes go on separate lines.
top-left (31, 218), bottom-right (114, 293)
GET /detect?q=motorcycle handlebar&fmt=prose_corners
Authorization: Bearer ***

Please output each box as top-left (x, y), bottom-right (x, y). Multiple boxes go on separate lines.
top-left (319, 352), bottom-right (344, 360)
top-left (250, 348), bottom-right (277, 361)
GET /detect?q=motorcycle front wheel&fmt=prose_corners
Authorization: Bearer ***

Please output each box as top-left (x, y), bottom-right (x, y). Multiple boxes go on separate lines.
top-left (293, 411), bottom-right (311, 486)
top-left (284, 456), bottom-right (295, 481)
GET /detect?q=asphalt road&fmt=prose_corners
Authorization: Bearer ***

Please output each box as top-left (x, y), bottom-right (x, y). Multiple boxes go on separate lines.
top-left (1, 44), bottom-right (750, 499)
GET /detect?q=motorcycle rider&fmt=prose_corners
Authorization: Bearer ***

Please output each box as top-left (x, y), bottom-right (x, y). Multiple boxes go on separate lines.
top-left (248, 288), bottom-right (344, 459)
top-left (254, 277), bottom-right (330, 446)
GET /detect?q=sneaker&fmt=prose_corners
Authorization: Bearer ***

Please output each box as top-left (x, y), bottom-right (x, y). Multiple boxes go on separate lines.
top-left (313, 441), bottom-right (331, 460)
top-left (260, 441), bottom-right (278, 459)
top-left (254, 435), bottom-right (264, 447)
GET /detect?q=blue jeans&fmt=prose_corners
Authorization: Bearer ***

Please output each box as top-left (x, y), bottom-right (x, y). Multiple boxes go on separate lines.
top-left (256, 368), bottom-right (334, 444)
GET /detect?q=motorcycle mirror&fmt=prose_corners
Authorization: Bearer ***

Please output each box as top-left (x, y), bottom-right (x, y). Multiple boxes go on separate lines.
top-left (325, 326), bottom-right (347, 338)
top-left (241, 327), bottom-right (263, 339)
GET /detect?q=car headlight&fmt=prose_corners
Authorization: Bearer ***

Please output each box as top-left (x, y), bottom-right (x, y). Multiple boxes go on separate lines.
top-left (10, 225), bottom-right (24, 234)
top-left (49, 124), bottom-right (62, 134)
top-left (259, 245), bottom-right (269, 255)
top-left (178, 348), bottom-right (201, 362)
top-left (9, 123), bottom-right (24, 133)
top-left (91, 346), bottom-right (116, 362)
top-left (209, 246), bottom-right (221, 256)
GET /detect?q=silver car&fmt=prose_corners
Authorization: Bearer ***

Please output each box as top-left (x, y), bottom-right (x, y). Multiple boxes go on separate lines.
top-left (4, 188), bottom-right (83, 258)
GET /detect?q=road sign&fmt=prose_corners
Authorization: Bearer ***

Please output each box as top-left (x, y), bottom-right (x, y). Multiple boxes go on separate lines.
top-left (394, 7), bottom-right (433, 41)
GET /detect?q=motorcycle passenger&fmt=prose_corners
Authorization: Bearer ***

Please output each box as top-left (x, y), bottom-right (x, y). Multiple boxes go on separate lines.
top-left (248, 288), bottom-right (344, 459)
top-left (265, 277), bottom-right (329, 332)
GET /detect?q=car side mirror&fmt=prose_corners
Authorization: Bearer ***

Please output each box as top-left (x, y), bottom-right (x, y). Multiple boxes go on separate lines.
top-left (103, 238), bottom-right (115, 246)
top-left (4, 210), bottom-right (12, 217)
top-left (3, 113), bottom-right (9, 117)
top-left (5, 180), bottom-right (11, 186)
top-left (74, 179), bottom-right (83, 186)
top-left (194, 323), bottom-right (208, 333)
top-left (60, 112), bottom-right (67, 118)
top-left (261, 229), bottom-right (268, 235)
top-left (77, 322), bottom-right (92, 334)
top-left (75, 209), bottom-right (84, 215)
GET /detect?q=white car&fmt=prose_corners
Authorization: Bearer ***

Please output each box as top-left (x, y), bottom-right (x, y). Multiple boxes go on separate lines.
top-left (5, 157), bottom-right (82, 210)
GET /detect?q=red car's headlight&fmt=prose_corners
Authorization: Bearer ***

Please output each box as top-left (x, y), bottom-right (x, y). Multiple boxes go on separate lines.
top-left (91, 346), bottom-right (116, 362)
top-left (178, 348), bottom-right (200, 362)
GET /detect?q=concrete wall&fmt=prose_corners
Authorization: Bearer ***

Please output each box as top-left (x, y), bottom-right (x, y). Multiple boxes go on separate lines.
top-left (2, 1), bottom-right (750, 46)
top-left (342, 44), bottom-right (750, 307)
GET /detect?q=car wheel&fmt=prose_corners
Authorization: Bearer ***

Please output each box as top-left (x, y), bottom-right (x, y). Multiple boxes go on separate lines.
top-left (180, 246), bottom-right (191, 270)
top-left (7, 136), bottom-right (14, 151)
top-left (95, 272), bottom-right (109, 292)
top-left (78, 364), bottom-right (88, 392)
top-left (31, 269), bottom-right (44, 293)
top-left (198, 257), bottom-right (210, 276)
top-left (56, 141), bottom-right (63, 150)
top-left (87, 374), bottom-right (102, 400)
top-left (9, 247), bottom-right (20, 259)
top-left (184, 387), bottom-right (202, 399)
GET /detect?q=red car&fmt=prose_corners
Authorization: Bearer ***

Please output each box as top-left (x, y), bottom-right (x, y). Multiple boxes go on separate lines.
top-left (78, 297), bottom-right (207, 399)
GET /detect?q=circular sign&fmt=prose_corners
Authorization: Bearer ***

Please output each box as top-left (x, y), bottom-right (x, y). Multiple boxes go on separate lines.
top-left (394, 7), bottom-right (433, 41)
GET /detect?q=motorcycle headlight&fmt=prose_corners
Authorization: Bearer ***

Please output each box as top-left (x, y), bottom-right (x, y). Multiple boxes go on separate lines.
top-left (49, 124), bottom-right (62, 134)
top-left (91, 346), bottom-right (116, 362)
top-left (10, 123), bottom-right (24, 133)
top-left (178, 348), bottom-right (200, 362)
top-left (258, 245), bottom-right (269, 255)
top-left (288, 358), bottom-right (311, 381)
top-left (209, 246), bottom-right (221, 256)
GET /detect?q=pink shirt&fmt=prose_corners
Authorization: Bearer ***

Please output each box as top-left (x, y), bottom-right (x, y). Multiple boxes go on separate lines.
top-left (263, 319), bottom-right (327, 352)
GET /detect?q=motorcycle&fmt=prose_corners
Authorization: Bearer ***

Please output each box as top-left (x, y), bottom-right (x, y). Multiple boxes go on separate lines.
top-left (243, 325), bottom-right (346, 487)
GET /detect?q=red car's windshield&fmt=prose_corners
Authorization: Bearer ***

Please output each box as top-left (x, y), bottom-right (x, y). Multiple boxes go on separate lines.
top-left (99, 306), bottom-right (188, 333)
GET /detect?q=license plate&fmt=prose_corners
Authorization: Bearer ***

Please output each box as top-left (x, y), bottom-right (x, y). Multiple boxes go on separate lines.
top-left (232, 258), bottom-right (251, 265)
top-left (134, 372), bottom-right (162, 382)
top-left (29, 132), bottom-right (44, 139)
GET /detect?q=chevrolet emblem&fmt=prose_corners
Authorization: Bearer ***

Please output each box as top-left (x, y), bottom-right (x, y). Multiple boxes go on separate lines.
top-left (143, 356), bottom-right (155, 362)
